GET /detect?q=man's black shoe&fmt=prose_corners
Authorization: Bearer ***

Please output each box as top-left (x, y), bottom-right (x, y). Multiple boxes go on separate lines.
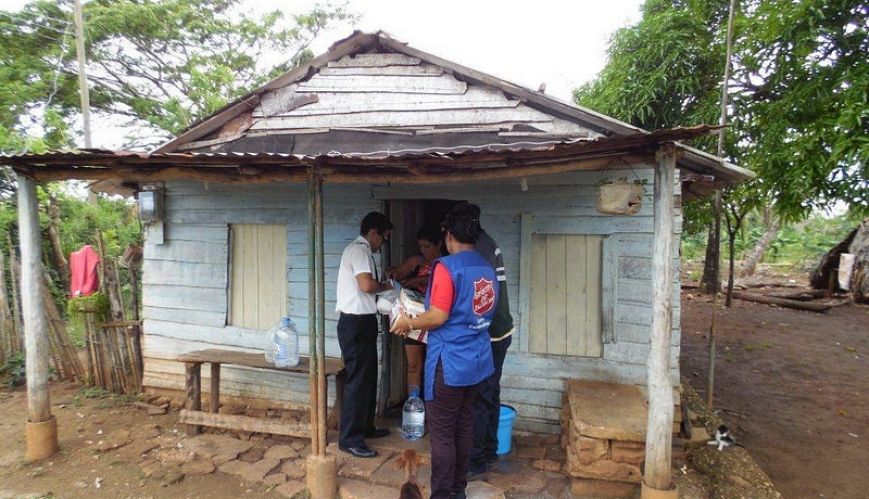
top-left (467, 460), bottom-right (490, 480)
top-left (364, 428), bottom-right (391, 439)
top-left (339, 445), bottom-right (378, 458)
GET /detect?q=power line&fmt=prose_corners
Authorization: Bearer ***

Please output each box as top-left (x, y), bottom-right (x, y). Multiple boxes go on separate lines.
top-left (0, 9), bottom-right (72, 27)
top-left (0, 12), bottom-right (70, 35)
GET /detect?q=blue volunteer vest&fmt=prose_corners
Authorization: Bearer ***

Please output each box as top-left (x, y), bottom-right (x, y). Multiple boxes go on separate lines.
top-left (423, 250), bottom-right (498, 401)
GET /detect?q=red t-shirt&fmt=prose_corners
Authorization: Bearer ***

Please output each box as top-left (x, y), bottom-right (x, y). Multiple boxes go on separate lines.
top-left (428, 263), bottom-right (454, 314)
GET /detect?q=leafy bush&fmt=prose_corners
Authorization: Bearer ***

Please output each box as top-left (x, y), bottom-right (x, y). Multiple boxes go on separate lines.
top-left (1, 353), bottom-right (26, 387)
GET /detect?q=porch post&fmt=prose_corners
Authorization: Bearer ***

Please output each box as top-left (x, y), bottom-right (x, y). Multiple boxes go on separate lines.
top-left (306, 167), bottom-right (337, 499)
top-left (314, 171), bottom-right (328, 455)
top-left (17, 174), bottom-right (58, 460)
top-left (307, 168), bottom-right (320, 455)
top-left (642, 143), bottom-right (677, 497)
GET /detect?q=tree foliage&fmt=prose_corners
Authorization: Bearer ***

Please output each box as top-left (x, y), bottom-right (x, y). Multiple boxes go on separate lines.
top-left (0, 0), bottom-right (355, 151)
top-left (575, 0), bottom-right (868, 220)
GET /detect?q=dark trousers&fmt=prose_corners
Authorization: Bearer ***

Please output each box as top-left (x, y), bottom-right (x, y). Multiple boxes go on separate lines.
top-left (429, 361), bottom-right (480, 499)
top-left (471, 334), bottom-right (512, 466)
top-left (336, 312), bottom-right (379, 448)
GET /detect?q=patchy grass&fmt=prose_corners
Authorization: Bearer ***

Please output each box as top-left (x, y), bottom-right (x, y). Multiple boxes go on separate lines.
top-left (73, 386), bottom-right (136, 408)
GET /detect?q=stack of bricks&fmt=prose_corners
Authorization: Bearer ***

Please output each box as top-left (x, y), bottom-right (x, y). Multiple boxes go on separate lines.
top-left (561, 407), bottom-right (644, 485)
top-left (559, 379), bottom-right (681, 498)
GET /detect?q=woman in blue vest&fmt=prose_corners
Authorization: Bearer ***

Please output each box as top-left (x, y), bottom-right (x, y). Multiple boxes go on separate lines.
top-left (390, 203), bottom-right (497, 499)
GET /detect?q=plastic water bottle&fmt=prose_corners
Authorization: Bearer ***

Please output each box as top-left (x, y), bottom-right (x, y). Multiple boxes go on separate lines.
top-left (402, 385), bottom-right (425, 441)
top-left (273, 317), bottom-right (300, 368)
top-left (264, 325), bottom-right (276, 364)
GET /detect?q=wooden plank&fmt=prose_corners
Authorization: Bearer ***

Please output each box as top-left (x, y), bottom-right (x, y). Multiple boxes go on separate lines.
top-left (318, 65), bottom-right (444, 77)
top-left (585, 236), bottom-right (604, 357)
top-left (601, 235), bottom-right (617, 343)
top-left (296, 74), bottom-right (468, 94)
top-left (179, 410), bottom-right (310, 437)
top-left (145, 239), bottom-right (227, 265)
top-left (142, 306), bottom-right (226, 328)
top-left (271, 97), bottom-right (520, 117)
top-left (564, 235), bottom-right (587, 356)
top-left (247, 107), bottom-right (558, 131)
top-left (268, 87), bottom-right (520, 117)
top-left (258, 85), bottom-right (318, 117)
top-left (328, 53), bottom-right (421, 67)
top-left (175, 349), bottom-right (344, 375)
top-left (518, 214), bottom-right (533, 354)
top-left (529, 234), bottom-right (547, 354)
top-left (142, 285), bottom-right (226, 313)
top-left (545, 235), bottom-right (567, 356)
top-left (142, 260), bottom-right (227, 288)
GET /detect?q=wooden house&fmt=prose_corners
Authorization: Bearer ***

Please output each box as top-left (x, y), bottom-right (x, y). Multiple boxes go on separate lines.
top-left (4, 30), bottom-right (751, 493)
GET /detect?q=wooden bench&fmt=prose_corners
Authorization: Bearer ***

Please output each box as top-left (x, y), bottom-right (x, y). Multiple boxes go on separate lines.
top-left (176, 349), bottom-right (345, 437)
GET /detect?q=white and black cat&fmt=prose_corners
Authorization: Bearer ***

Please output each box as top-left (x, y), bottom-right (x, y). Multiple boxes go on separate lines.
top-left (707, 425), bottom-right (744, 451)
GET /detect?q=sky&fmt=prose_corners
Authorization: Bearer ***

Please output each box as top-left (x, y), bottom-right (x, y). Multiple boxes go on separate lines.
top-left (293, 0), bottom-right (644, 102)
top-left (0, 0), bottom-right (644, 148)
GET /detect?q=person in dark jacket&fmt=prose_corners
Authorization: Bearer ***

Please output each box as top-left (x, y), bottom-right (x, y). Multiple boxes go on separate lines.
top-left (458, 204), bottom-right (515, 475)
top-left (390, 204), bottom-right (497, 499)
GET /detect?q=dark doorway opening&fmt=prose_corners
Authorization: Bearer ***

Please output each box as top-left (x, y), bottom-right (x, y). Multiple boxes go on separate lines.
top-left (380, 198), bottom-right (465, 415)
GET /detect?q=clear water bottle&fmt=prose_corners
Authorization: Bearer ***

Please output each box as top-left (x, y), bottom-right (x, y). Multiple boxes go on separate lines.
top-left (402, 385), bottom-right (425, 441)
top-left (264, 324), bottom-right (276, 364)
top-left (273, 317), bottom-right (300, 368)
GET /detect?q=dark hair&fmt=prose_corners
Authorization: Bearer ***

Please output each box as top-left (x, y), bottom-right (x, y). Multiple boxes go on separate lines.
top-left (360, 212), bottom-right (393, 236)
top-left (443, 203), bottom-right (482, 244)
top-left (416, 225), bottom-right (443, 246)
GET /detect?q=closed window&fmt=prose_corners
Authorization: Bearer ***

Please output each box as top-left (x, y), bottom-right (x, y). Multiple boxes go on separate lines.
top-left (228, 224), bottom-right (288, 329)
top-left (529, 234), bottom-right (603, 357)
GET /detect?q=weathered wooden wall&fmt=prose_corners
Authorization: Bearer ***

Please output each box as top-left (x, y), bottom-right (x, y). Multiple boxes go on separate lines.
top-left (141, 166), bottom-right (681, 433)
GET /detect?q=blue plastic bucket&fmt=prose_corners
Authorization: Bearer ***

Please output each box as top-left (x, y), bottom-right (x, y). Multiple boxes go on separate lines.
top-left (496, 405), bottom-right (517, 455)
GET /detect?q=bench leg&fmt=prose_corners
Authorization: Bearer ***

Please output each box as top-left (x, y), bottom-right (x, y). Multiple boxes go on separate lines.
top-left (328, 370), bottom-right (345, 430)
top-left (185, 362), bottom-right (202, 435)
top-left (210, 363), bottom-right (220, 413)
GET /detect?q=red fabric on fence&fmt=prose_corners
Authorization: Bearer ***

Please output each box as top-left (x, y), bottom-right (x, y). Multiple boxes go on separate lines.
top-left (69, 245), bottom-right (100, 297)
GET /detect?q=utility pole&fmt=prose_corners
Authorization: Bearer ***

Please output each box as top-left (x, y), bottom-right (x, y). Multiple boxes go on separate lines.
top-left (708, 0), bottom-right (739, 409)
top-left (73, 0), bottom-right (98, 203)
top-left (73, 0), bottom-right (91, 148)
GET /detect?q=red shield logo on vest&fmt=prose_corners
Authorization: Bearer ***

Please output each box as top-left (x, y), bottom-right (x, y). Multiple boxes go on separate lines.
top-left (473, 278), bottom-right (495, 316)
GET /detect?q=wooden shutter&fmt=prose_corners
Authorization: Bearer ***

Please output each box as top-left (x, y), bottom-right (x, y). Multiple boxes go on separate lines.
top-left (529, 234), bottom-right (603, 357)
top-left (228, 224), bottom-right (288, 329)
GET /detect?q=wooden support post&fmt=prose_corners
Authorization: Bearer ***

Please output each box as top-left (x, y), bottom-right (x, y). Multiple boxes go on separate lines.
top-left (210, 363), bottom-right (221, 413)
top-left (314, 171), bottom-right (327, 456)
top-left (185, 362), bottom-right (202, 435)
top-left (307, 168), bottom-right (320, 456)
top-left (17, 174), bottom-right (58, 460)
top-left (642, 144), bottom-right (677, 497)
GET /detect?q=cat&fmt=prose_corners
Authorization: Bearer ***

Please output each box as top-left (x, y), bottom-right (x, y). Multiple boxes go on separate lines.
top-left (707, 425), bottom-right (744, 451)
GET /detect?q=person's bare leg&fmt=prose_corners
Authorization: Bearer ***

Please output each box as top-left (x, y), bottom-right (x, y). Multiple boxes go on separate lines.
top-left (405, 344), bottom-right (425, 392)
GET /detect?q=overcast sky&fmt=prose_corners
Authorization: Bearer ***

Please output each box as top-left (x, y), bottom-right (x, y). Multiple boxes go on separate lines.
top-left (298, 0), bottom-right (644, 102)
top-left (1, 0), bottom-right (644, 147)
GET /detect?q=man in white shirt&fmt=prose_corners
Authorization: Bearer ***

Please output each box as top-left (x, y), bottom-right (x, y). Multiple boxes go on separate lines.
top-left (336, 211), bottom-right (394, 458)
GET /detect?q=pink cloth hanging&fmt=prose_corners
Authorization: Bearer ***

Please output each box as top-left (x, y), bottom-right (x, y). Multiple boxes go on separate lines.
top-left (69, 245), bottom-right (100, 297)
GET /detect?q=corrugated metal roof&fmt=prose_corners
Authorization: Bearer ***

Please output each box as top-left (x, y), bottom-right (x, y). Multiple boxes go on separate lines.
top-left (0, 125), bottom-right (753, 195)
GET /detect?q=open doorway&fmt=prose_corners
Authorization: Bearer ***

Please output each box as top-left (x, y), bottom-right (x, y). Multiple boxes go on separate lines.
top-left (380, 199), bottom-right (465, 414)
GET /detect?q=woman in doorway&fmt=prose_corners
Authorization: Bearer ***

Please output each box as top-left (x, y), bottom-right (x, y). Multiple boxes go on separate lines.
top-left (388, 225), bottom-right (444, 392)
top-left (390, 205), bottom-right (497, 499)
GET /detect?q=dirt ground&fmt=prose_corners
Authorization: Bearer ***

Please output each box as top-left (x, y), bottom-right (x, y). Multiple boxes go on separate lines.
top-left (0, 382), bottom-right (277, 499)
top-left (681, 291), bottom-right (869, 499)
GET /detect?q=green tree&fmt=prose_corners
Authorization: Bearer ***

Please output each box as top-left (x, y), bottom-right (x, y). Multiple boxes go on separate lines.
top-left (0, 0), bottom-right (356, 151)
top-left (576, 0), bottom-right (868, 220)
